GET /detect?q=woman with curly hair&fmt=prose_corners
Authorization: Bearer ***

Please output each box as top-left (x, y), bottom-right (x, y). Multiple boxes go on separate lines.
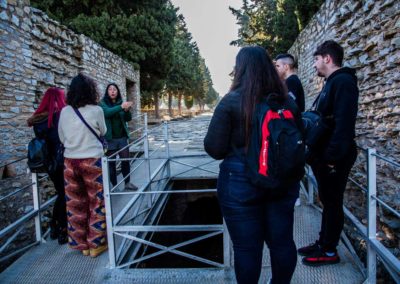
top-left (27, 87), bottom-right (68, 245)
top-left (58, 73), bottom-right (108, 257)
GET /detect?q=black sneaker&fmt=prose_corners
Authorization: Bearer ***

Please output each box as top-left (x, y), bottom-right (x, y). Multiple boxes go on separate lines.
top-left (302, 251), bottom-right (340, 266)
top-left (297, 241), bottom-right (320, 256)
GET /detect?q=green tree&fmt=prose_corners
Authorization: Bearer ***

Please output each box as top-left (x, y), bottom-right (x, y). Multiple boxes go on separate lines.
top-left (230, 0), bottom-right (324, 56)
top-left (165, 15), bottom-right (196, 115)
top-left (31, 0), bottom-right (178, 118)
top-left (166, 14), bottom-right (218, 114)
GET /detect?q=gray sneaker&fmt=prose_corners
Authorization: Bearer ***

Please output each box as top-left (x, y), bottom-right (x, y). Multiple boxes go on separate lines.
top-left (125, 182), bottom-right (138, 191)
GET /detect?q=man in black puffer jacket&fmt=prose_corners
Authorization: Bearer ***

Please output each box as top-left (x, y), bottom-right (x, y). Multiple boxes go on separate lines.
top-left (298, 40), bottom-right (359, 266)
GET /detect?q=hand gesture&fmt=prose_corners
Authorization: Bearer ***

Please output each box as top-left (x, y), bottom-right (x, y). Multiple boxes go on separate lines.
top-left (121, 101), bottom-right (133, 110)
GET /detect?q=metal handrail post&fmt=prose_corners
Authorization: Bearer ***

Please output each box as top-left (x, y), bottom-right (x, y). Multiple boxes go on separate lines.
top-left (144, 114), bottom-right (151, 183)
top-left (102, 156), bottom-right (116, 268)
top-left (31, 172), bottom-right (42, 243)
top-left (367, 148), bottom-right (377, 283)
top-left (143, 114), bottom-right (152, 207)
top-left (223, 220), bottom-right (231, 268)
top-left (163, 121), bottom-right (171, 179)
top-left (307, 166), bottom-right (315, 205)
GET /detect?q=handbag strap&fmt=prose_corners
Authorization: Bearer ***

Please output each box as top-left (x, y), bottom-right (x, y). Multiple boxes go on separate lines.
top-left (72, 108), bottom-right (103, 144)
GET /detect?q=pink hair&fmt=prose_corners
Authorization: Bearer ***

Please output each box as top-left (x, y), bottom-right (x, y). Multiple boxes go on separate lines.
top-left (34, 87), bottom-right (66, 127)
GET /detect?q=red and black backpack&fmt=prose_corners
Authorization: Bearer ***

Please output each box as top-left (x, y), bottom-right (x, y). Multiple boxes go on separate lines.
top-left (245, 97), bottom-right (305, 194)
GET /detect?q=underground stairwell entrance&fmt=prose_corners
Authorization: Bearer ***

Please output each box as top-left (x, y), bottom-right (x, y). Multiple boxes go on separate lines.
top-left (134, 178), bottom-right (223, 268)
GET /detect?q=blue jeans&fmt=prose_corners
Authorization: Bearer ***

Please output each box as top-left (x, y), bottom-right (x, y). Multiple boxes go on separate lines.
top-left (217, 156), bottom-right (299, 284)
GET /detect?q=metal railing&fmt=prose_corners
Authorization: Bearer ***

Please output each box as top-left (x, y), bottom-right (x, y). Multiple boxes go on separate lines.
top-left (0, 159), bottom-right (56, 264)
top-left (2, 112), bottom-right (398, 283)
top-left (102, 113), bottom-right (227, 269)
top-left (302, 148), bottom-right (400, 283)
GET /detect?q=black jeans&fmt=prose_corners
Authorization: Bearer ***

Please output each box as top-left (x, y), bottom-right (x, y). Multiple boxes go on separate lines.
top-left (311, 146), bottom-right (357, 252)
top-left (48, 165), bottom-right (67, 229)
top-left (218, 156), bottom-right (299, 284)
top-left (107, 147), bottom-right (130, 186)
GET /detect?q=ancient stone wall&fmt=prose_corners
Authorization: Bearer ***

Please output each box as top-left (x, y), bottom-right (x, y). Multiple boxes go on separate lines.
top-left (0, 0), bottom-right (140, 172)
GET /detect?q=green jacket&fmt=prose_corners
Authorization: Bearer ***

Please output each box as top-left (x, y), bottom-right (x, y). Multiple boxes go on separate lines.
top-left (99, 99), bottom-right (132, 140)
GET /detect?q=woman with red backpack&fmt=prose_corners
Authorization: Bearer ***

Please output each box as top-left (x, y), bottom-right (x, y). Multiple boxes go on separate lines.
top-left (204, 46), bottom-right (304, 284)
top-left (27, 87), bottom-right (68, 245)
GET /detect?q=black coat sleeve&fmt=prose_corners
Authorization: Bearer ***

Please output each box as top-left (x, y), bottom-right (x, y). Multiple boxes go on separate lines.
top-left (286, 76), bottom-right (305, 112)
top-left (323, 77), bottom-right (359, 163)
top-left (204, 95), bottom-right (232, 160)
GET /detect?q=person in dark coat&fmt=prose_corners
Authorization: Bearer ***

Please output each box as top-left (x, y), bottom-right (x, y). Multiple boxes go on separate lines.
top-left (204, 46), bottom-right (302, 284)
top-left (298, 40), bottom-right (359, 266)
top-left (27, 87), bottom-right (68, 245)
top-left (275, 53), bottom-right (305, 112)
top-left (99, 83), bottom-right (138, 190)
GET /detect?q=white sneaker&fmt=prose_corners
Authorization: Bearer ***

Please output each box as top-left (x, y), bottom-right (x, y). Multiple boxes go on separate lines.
top-left (125, 182), bottom-right (138, 191)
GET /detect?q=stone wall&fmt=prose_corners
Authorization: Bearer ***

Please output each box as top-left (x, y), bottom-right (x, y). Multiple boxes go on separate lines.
top-left (289, 0), bottom-right (400, 210)
top-left (0, 0), bottom-right (140, 172)
top-left (288, 0), bottom-right (400, 273)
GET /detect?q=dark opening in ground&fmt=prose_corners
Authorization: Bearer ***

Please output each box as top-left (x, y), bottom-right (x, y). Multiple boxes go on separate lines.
top-left (136, 178), bottom-right (223, 268)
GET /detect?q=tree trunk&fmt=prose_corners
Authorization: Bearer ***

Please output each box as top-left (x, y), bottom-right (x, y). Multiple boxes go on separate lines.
top-left (178, 93), bottom-right (182, 115)
top-left (154, 93), bottom-right (160, 119)
top-left (168, 93), bottom-right (173, 116)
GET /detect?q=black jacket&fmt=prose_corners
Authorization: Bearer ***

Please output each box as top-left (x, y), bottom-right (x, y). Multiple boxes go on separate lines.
top-left (204, 92), bottom-right (245, 160)
top-left (28, 113), bottom-right (63, 161)
top-left (286, 74), bottom-right (305, 112)
top-left (315, 67), bottom-right (359, 164)
top-left (204, 91), bottom-right (303, 160)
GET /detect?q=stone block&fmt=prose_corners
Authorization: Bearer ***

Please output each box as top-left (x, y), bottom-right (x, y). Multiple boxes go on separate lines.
top-left (21, 22), bottom-right (30, 31)
top-left (0, 10), bottom-right (8, 20)
top-left (11, 14), bottom-right (19, 26)
top-left (391, 37), bottom-right (400, 48)
top-left (15, 7), bottom-right (23, 17)
top-left (0, 112), bottom-right (15, 119)
top-left (10, 107), bottom-right (20, 113)
top-left (364, 42), bottom-right (377, 53)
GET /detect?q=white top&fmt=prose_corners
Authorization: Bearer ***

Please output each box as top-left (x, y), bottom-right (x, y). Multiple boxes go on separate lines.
top-left (58, 105), bottom-right (107, 159)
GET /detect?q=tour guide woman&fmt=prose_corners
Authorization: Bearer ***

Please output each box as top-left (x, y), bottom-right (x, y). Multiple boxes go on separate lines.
top-left (204, 46), bottom-right (302, 284)
top-left (99, 83), bottom-right (137, 190)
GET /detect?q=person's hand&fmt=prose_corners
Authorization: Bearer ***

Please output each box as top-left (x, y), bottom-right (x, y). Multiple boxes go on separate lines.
top-left (121, 101), bottom-right (133, 110)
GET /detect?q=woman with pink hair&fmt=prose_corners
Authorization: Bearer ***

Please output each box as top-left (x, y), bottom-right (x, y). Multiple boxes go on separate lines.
top-left (27, 87), bottom-right (68, 245)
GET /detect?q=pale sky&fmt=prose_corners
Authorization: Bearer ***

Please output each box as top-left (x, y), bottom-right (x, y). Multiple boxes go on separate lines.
top-left (171, 0), bottom-right (242, 96)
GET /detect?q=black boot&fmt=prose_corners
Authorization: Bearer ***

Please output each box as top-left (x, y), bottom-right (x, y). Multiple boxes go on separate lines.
top-left (58, 228), bottom-right (68, 245)
top-left (50, 222), bottom-right (59, 240)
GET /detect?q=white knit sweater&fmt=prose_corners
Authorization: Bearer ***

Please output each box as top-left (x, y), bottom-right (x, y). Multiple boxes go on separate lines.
top-left (58, 105), bottom-right (107, 159)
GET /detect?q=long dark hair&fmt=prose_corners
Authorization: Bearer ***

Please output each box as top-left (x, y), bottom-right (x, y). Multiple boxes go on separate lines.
top-left (103, 83), bottom-right (122, 106)
top-left (66, 73), bottom-right (99, 108)
top-left (230, 46), bottom-right (287, 146)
